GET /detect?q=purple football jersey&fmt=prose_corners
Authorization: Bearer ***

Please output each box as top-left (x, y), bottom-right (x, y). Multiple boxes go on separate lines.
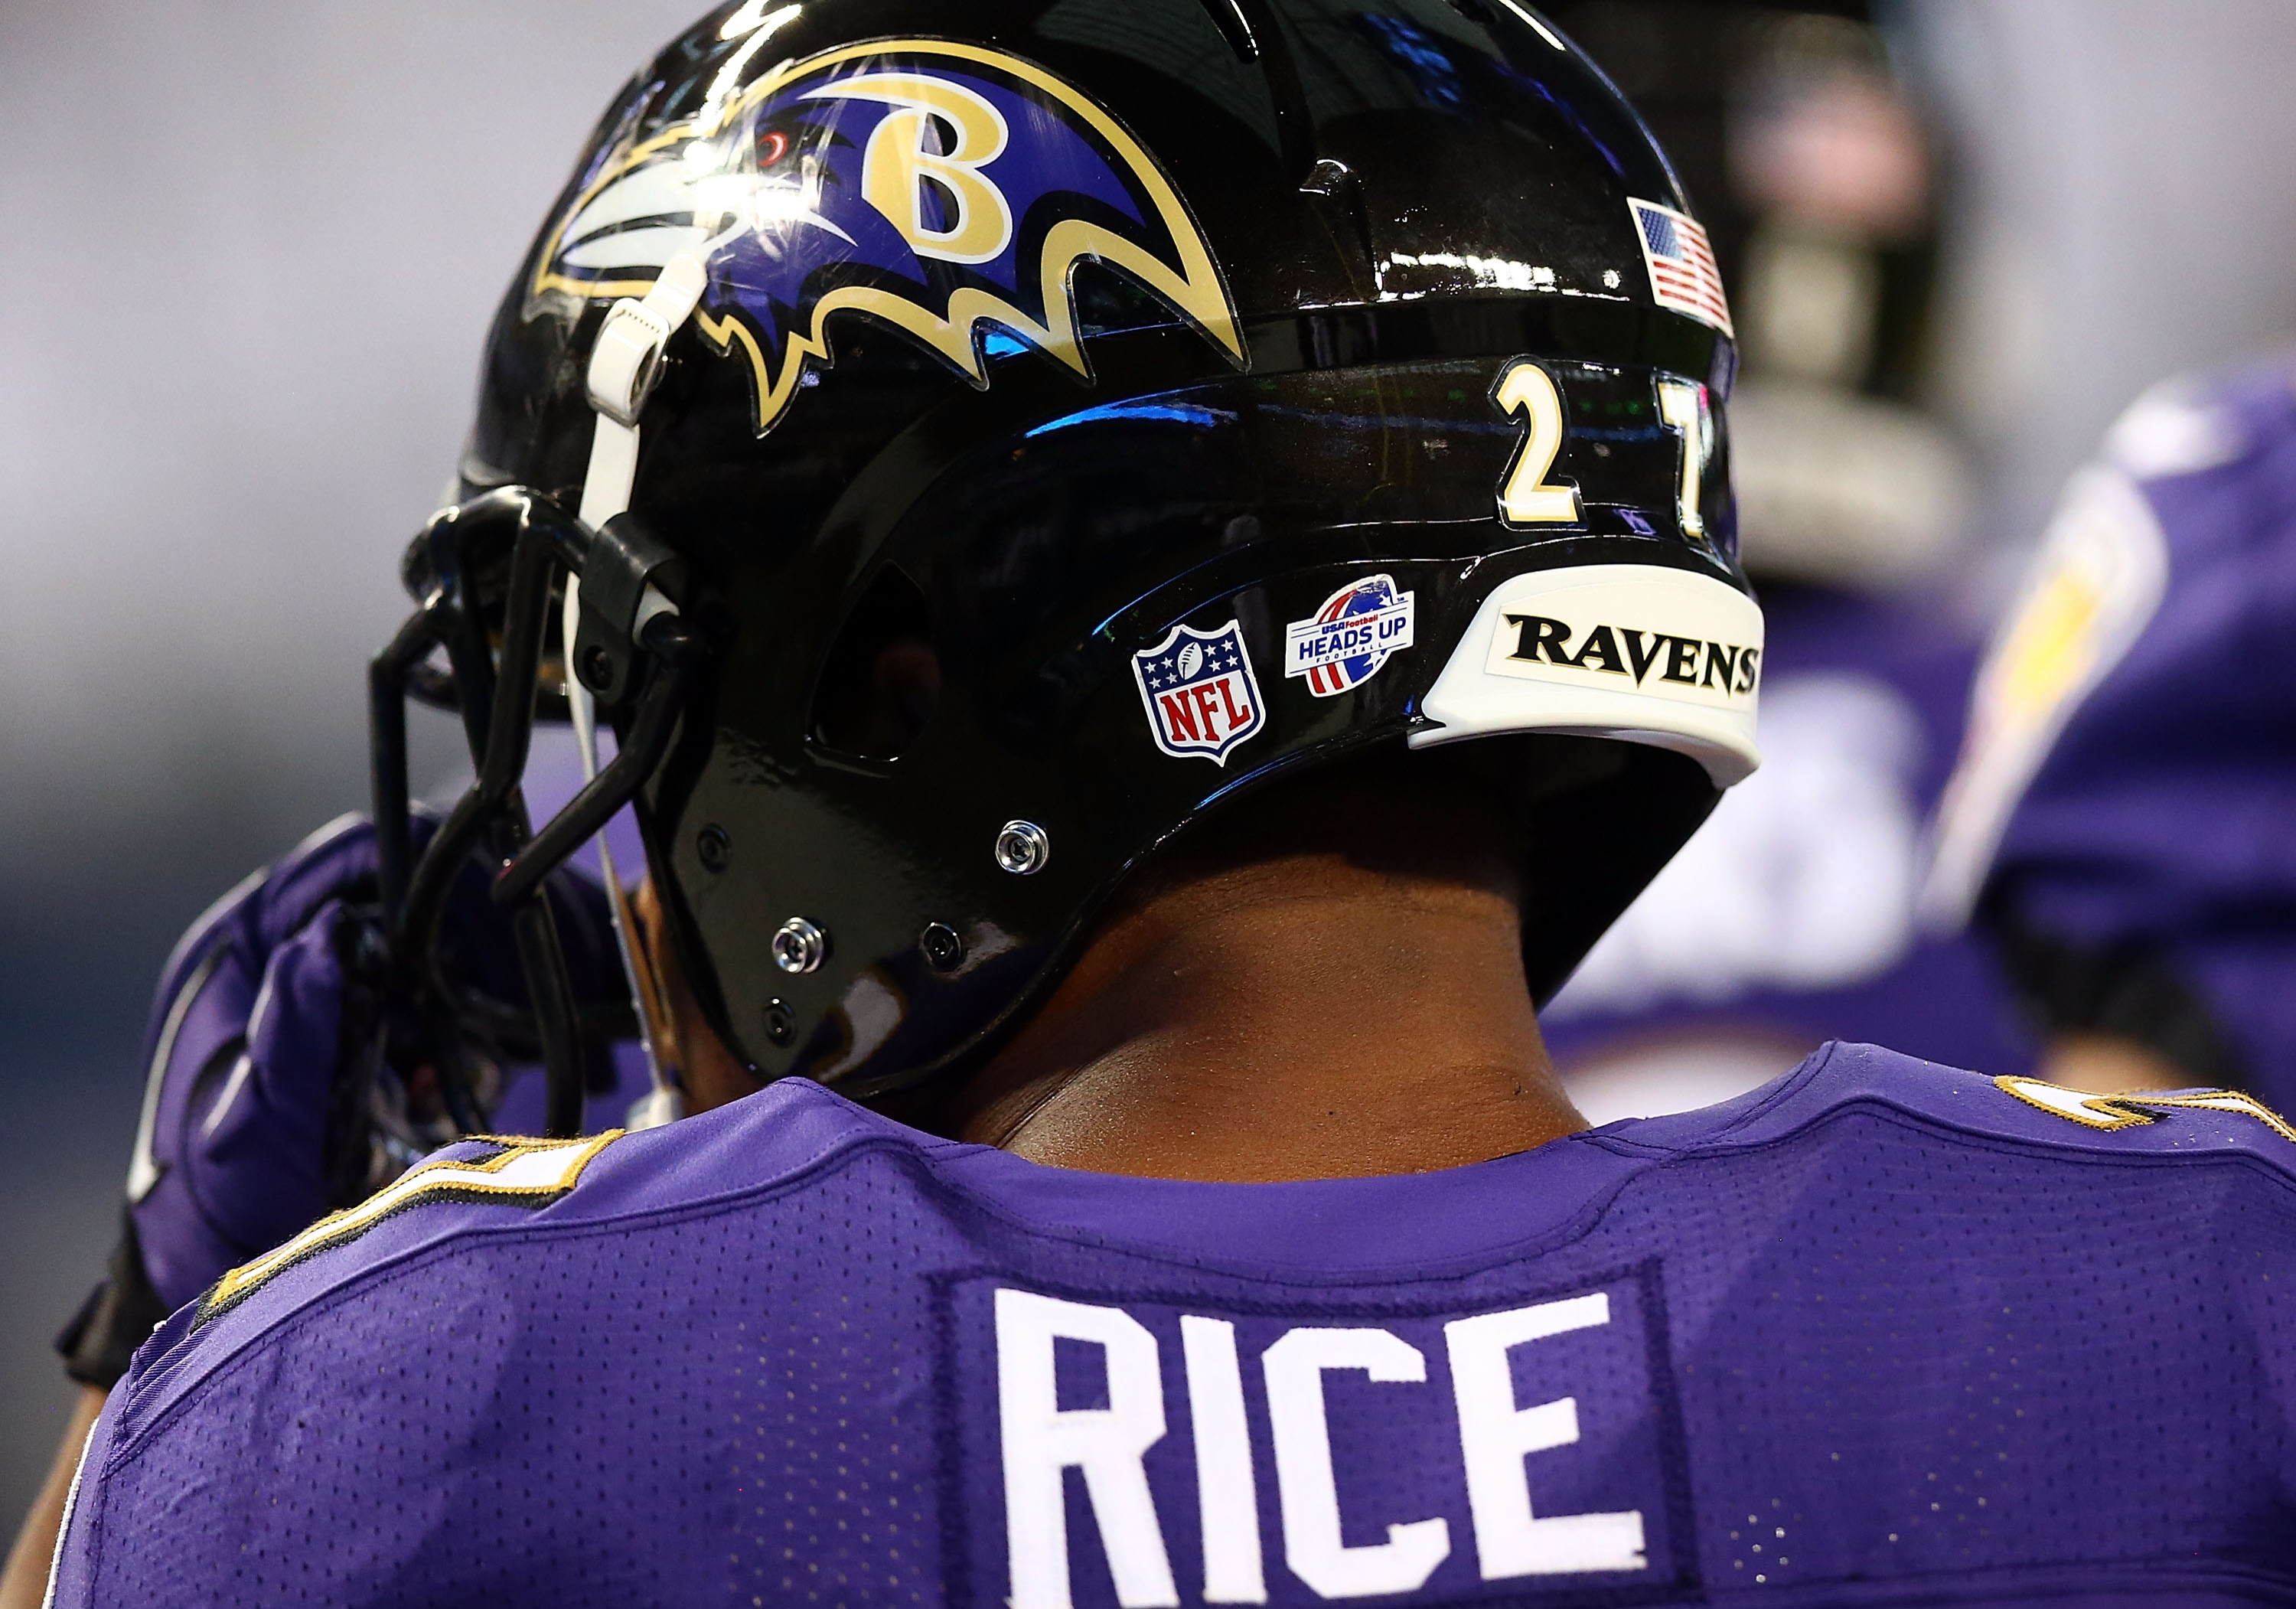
top-left (50, 1046), bottom-right (2296, 1606)
top-left (1926, 354), bottom-right (2296, 1099)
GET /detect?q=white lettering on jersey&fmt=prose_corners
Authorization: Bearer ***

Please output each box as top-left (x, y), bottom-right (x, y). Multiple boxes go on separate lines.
top-left (1181, 1316), bottom-right (1269, 1603)
top-left (980, 1279), bottom-right (1670, 1604)
top-left (1444, 1294), bottom-right (1647, 1577)
top-left (996, 1288), bottom-right (1180, 1609)
top-left (1261, 1327), bottom-right (1452, 1598)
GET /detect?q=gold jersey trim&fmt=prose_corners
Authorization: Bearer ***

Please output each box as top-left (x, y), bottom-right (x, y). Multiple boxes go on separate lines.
top-left (197, 1131), bottom-right (623, 1324)
top-left (1995, 1075), bottom-right (2296, 1145)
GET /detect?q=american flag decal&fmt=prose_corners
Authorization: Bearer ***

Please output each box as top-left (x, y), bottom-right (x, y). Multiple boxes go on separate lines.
top-left (1630, 198), bottom-right (1733, 338)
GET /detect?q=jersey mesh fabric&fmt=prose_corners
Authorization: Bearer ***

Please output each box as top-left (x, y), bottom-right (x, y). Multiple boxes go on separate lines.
top-left (53, 1043), bottom-right (2296, 1607)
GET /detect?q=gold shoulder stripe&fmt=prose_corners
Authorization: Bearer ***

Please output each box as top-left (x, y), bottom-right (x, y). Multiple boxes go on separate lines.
top-left (1994, 1075), bottom-right (2296, 1144)
top-left (2138, 1088), bottom-right (2296, 1144)
top-left (197, 1131), bottom-right (622, 1324)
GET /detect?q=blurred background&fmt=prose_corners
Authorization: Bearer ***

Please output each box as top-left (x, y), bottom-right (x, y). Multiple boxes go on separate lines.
top-left (8, 0), bottom-right (2296, 1521)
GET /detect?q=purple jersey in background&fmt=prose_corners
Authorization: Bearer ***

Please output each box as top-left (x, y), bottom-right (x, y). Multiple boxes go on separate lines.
top-left (1544, 586), bottom-right (2029, 1117)
top-left (1925, 355), bottom-right (2296, 1104)
top-left (51, 1045), bottom-right (2296, 1606)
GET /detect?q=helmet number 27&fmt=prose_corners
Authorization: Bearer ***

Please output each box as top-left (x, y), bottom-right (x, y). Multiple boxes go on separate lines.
top-left (1493, 358), bottom-right (1712, 543)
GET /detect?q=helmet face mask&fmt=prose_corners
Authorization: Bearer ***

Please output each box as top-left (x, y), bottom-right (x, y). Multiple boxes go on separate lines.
top-left (390, 0), bottom-right (1761, 1106)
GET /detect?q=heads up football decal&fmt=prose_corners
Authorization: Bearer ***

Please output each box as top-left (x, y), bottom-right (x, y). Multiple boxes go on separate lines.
top-left (533, 39), bottom-right (1244, 434)
top-left (1285, 574), bottom-right (1416, 697)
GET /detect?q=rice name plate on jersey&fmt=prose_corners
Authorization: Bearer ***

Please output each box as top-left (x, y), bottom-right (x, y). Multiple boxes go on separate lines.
top-left (940, 1265), bottom-right (1694, 1607)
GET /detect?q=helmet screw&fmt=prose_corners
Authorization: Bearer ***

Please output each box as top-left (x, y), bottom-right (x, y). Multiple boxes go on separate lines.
top-left (994, 820), bottom-right (1050, 876)
top-left (696, 824), bottom-right (731, 873)
top-left (762, 999), bottom-right (797, 1047)
top-left (578, 644), bottom-right (616, 691)
top-left (771, 916), bottom-right (826, 974)
top-left (919, 922), bottom-right (964, 973)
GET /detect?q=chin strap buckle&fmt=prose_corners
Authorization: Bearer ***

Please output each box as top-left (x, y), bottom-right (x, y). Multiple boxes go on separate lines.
top-left (579, 255), bottom-right (709, 530)
top-left (585, 255), bottom-right (709, 426)
top-left (569, 514), bottom-right (686, 708)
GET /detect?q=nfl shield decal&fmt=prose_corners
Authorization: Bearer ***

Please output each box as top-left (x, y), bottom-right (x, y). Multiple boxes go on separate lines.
top-left (1132, 621), bottom-right (1265, 765)
top-left (1285, 574), bottom-right (1416, 696)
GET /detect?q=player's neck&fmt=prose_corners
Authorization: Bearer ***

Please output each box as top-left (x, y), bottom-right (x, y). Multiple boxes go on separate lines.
top-left (923, 782), bottom-right (1587, 1180)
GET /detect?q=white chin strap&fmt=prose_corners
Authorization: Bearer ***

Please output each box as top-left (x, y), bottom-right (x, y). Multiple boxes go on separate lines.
top-left (568, 253), bottom-right (708, 1131)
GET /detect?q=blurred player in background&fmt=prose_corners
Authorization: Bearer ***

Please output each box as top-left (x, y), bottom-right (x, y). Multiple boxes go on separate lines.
top-left (1537, 0), bottom-right (2024, 1119)
top-left (1924, 351), bottom-right (2296, 1103)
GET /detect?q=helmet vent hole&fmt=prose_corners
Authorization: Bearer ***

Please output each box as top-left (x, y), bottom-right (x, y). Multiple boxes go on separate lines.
top-left (810, 565), bottom-right (941, 762)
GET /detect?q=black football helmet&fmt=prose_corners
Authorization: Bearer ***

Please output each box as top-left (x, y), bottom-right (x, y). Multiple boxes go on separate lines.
top-left (373, 0), bottom-right (1763, 1131)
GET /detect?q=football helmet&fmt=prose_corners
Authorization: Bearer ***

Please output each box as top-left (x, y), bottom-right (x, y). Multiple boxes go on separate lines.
top-left (373, 0), bottom-right (1762, 1127)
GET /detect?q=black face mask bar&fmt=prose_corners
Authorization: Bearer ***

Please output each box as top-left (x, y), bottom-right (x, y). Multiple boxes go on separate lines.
top-left (368, 485), bottom-right (703, 1139)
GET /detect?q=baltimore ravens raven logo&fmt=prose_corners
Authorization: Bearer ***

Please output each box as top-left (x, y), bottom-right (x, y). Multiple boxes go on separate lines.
top-left (532, 37), bottom-right (1244, 435)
